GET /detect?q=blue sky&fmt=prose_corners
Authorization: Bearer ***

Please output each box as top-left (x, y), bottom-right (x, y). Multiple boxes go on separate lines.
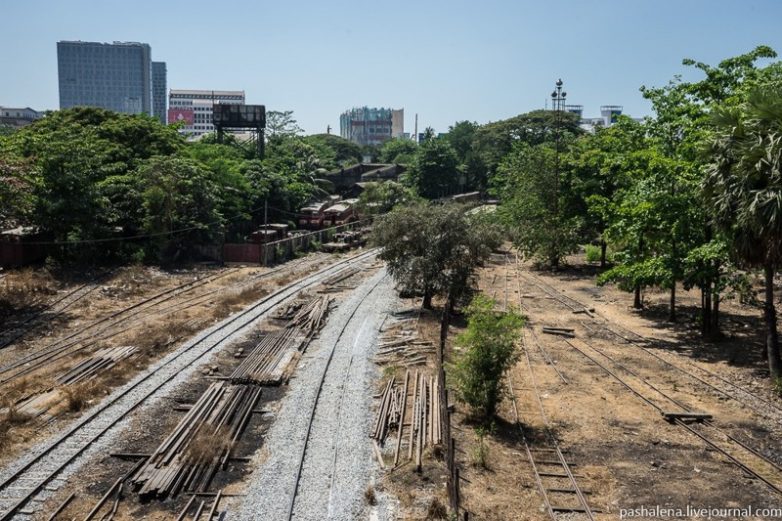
top-left (2, 0), bottom-right (781, 134)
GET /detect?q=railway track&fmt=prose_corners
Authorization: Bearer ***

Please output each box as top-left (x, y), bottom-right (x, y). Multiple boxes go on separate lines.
top-left (0, 249), bottom-right (378, 521)
top-left (491, 255), bottom-right (595, 520)
top-left (511, 256), bottom-right (782, 499)
top-left (0, 255), bottom-right (325, 387)
top-left (0, 280), bottom-right (102, 350)
top-left (285, 271), bottom-right (389, 521)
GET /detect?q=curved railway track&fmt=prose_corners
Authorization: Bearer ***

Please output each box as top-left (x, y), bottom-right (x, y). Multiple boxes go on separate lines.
top-left (285, 272), bottom-right (388, 521)
top-left (0, 249), bottom-right (377, 521)
top-left (510, 256), bottom-right (782, 498)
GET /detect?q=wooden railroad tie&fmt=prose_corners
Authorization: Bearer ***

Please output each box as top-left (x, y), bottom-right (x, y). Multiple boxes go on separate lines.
top-left (662, 411), bottom-right (713, 422)
top-left (541, 327), bottom-right (576, 338)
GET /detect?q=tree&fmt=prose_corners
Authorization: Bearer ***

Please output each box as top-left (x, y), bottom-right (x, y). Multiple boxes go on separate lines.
top-left (404, 139), bottom-right (460, 199)
top-left (355, 181), bottom-right (418, 216)
top-left (703, 86), bottom-right (782, 379)
top-left (372, 203), bottom-right (498, 309)
top-left (0, 158), bottom-right (34, 230)
top-left (304, 134), bottom-right (363, 168)
top-left (494, 142), bottom-right (581, 268)
top-left (378, 137), bottom-right (417, 164)
top-left (450, 295), bottom-right (523, 420)
top-left (265, 110), bottom-right (303, 139)
top-left (136, 157), bottom-right (224, 264)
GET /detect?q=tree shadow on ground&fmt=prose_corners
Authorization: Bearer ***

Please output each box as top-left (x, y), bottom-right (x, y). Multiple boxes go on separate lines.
top-left (530, 260), bottom-right (771, 375)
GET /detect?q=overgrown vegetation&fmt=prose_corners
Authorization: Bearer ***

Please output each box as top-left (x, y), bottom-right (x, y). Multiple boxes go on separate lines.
top-left (450, 295), bottom-right (524, 420)
top-left (0, 108), bottom-right (359, 265)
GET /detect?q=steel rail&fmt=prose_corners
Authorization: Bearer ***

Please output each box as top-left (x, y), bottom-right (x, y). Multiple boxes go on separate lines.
top-left (0, 255), bottom-right (325, 386)
top-left (285, 272), bottom-right (388, 521)
top-left (0, 249), bottom-right (378, 521)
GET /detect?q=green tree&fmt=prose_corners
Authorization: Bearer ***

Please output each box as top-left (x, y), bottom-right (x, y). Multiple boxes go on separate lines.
top-left (372, 203), bottom-right (498, 309)
top-left (355, 181), bottom-right (418, 216)
top-left (450, 295), bottom-right (524, 420)
top-left (703, 86), bottom-right (782, 378)
top-left (266, 110), bottom-right (303, 140)
top-left (494, 142), bottom-right (581, 268)
top-left (378, 137), bottom-right (417, 164)
top-left (304, 134), bottom-right (363, 168)
top-left (404, 139), bottom-right (460, 199)
top-left (136, 157), bottom-right (224, 264)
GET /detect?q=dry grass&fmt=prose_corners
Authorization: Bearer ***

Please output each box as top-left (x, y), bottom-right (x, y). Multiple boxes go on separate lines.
top-left (0, 268), bottom-right (57, 310)
top-left (213, 285), bottom-right (270, 318)
top-left (426, 497), bottom-right (448, 520)
top-left (0, 401), bottom-right (33, 451)
top-left (63, 382), bottom-right (96, 412)
top-left (364, 484), bottom-right (377, 506)
top-left (184, 426), bottom-right (233, 464)
top-left (108, 265), bottom-right (153, 298)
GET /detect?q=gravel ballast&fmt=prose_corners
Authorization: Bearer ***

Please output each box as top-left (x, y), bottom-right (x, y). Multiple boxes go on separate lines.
top-left (236, 268), bottom-right (395, 521)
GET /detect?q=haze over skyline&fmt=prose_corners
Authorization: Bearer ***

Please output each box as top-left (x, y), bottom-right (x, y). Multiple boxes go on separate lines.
top-left (2, 0), bottom-right (782, 134)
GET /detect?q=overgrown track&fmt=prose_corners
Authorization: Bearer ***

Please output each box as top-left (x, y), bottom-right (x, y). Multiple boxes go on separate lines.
top-left (513, 257), bottom-right (782, 498)
top-left (0, 249), bottom-right (378, 521)
top-left (0, 255), bottom-right (324, 386)
top-left (0, 281), bottom-right (102, 350)
top-left (493, 255), bottom-right (595, 520)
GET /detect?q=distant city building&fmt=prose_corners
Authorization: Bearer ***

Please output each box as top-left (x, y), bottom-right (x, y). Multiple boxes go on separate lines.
top-left (57, 41), bottom-right (162, 116)
top-left (152, 62), bottom-right (167, 125)
top-left (0, 107), bottom-right (43, 128)
top-left (565, 104), bottom-right (584, 118)
top-left (168, 89), bottom-right (245, 139)
top-left (340, 107), bottom-right (404, 146)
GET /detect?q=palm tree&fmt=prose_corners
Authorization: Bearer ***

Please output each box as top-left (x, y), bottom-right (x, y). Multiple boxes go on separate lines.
top-left (704, 86), bottom-right (782, 379)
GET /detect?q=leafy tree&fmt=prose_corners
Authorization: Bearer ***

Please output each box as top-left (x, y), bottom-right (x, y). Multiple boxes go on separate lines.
top-left (703, 86), bottom-right (782, 378)
top-left (0, 158), bottom-right (35, 229)
top-left (565, 117), bottom-right (647, 266)
top-left (304, 134), bottom-right (363, 168)
top-left (378, 137), bottom-right (417, 164)
top-left (372, 203), bottom-right (498, 309)
top-left (494, 142), bottom-right (581, 268)
top-left (136, 157), bottom-right (224, 264)
top-left (403, 139), bottom-right (460, 199)
top-left (265, 110), bottom-right (303, 140)
top-left (450, 295), bottom-right (523, 420)
top-left (355, 181), bottom-right (418, 216)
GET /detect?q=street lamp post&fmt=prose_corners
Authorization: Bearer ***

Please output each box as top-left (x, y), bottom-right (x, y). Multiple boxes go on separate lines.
top-left (551, 79), bottom-right (567, 269)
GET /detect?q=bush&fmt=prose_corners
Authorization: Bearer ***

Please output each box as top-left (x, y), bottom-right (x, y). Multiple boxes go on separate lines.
top-left (585, 243), bottom-right (613, 264)
top-left (450, 295), bottom-right (524, 420)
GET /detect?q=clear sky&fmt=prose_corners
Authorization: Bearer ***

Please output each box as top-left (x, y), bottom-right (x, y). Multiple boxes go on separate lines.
top-left (2, 0), bottom-right (781, 135)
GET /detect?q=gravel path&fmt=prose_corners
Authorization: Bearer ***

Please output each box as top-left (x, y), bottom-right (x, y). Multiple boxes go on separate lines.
top-left (236, 268), bottom-right (396, 521)
top-left (0, 251), bottom-right (376, 521)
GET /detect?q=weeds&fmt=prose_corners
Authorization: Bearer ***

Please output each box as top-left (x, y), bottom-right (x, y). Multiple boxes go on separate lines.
top-left (184, 426), bottom-right (232, 464)
top-left (63, 383), bottom-right (95, 412)
top-left (774, 377), bottom-right (782, 397)
top-left (470, 426), bottom-right (490, 469)
top-left (426, 497), bottom-right (448, 520)
top-left (364, 484), bottom-right (377, 506)
top-left (0, 268), bottom-right (57, 311)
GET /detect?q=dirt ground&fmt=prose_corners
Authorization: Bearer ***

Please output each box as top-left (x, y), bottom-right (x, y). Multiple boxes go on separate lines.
top-left (0, 253), bottom-right (333, 467)
top-left (449, 250), bottom-right (782, 521)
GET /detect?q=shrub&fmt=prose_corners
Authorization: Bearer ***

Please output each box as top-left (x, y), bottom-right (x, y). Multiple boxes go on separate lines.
top-left (585, 244), bottom-right (614, 264)
top-left (450, 295), bottom-right (524, 420)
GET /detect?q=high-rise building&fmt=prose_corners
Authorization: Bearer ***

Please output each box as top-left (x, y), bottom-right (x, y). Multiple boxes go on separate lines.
top-left (168, 89), bottom-right (245, 139)
top-left (152, 62), bottom-right (167, 125)
top-left (340, 107), bottom-right (404, 146)
top-left (57, 41), bottom-right (159, 115)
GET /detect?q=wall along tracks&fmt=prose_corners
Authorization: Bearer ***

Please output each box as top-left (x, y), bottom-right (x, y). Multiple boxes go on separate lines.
top-left (511, 255), bottom-right (782, 500)
top-left (0, 249), bottom-right (377, 521)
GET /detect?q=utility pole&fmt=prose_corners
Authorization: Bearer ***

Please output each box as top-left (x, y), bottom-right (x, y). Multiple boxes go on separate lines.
top-left (551, 79), bottom-right (567, 269)
top-left (414, 113), bottom-right (418, 143)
